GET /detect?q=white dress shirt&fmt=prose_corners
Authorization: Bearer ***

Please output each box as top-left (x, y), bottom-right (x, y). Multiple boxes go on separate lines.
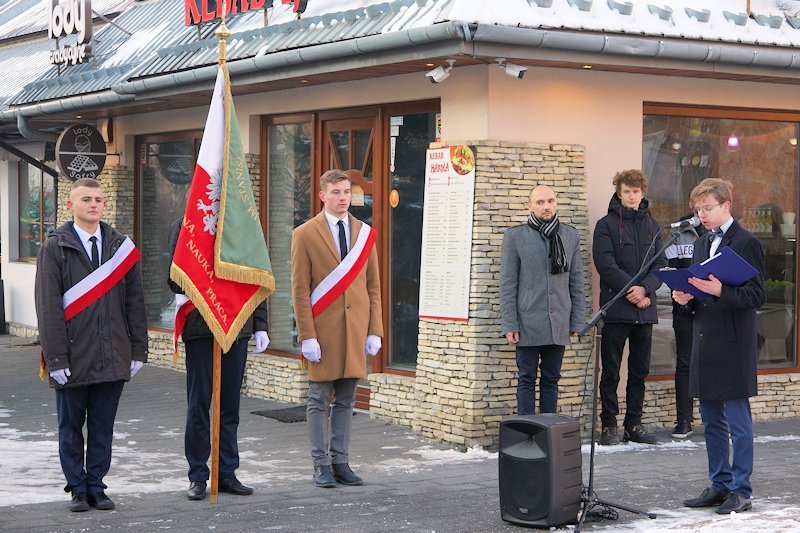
top-left (73, 224), bottom-right (102, 265)
top-left (324, 211), bottom-right (350, 257)
top-left (709, 217), bottom-right (734, 257)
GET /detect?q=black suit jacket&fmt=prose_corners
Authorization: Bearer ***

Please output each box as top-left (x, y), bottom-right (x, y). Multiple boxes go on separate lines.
top-left (688, 219), bottom-right (765, 400)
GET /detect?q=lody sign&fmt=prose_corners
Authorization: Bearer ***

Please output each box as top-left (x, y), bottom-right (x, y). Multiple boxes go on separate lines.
top-left (49, 0), bottom-right (93, 66)
top-left (55, 124), bottom-right (107, 181)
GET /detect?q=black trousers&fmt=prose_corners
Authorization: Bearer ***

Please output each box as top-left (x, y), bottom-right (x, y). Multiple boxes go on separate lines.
top-left (184, 338), bottom-right (248, 482)
top-left (599, 322), bottom-right (652, 429)
top-left (56, 380), bottom-right (125, 494)
top-left (673, 314), bottom-right (695, 423)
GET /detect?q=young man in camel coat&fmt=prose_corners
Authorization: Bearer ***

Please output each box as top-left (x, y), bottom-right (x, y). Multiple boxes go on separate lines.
top-left (291, 169), bottom-right (383, 488)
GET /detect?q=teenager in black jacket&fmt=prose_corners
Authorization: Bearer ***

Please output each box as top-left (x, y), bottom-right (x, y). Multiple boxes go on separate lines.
top-left (592, 169), bottom-right (666, 446)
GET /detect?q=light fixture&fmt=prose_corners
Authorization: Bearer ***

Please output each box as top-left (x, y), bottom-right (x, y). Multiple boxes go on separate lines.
top-left (790, 138), bottom-right (797, 146)
top-left (495, 58), bottom-right (528, 79)
top-left (581, 64), bottom-right (593, 69)
top-left (689, 118), bottom-right (702, 137)
top-left (727, 133), bottom-right (740, 152)
top-left (425, 59), bottom-right (455, 84)
top-left (671, 141), bottom-right (682, 151)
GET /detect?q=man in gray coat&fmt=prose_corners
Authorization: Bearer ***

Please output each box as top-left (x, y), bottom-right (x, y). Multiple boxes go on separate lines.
top-left (500, 184), bottom-right (585, 414)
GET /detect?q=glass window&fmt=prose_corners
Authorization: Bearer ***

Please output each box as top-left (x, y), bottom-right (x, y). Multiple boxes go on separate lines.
top-left (18, 161), bottom-right (55, 259)
top-left (644, 113), bottom-right (798, 372)
top-left (266, 121), bottom-right (312, 352)
top-left (388, 112), bottom-right (436, 370)
top-left (137, 135), bottom-right (199, 328)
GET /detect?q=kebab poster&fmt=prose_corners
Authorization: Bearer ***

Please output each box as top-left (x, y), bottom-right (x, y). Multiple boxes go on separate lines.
top-left (418, 145), bottom-right (477, 321)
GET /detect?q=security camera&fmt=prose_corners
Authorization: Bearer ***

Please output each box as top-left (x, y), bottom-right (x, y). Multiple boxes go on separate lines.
top-left (504, 63), bottom-right (528, 79)
top-left (426, 59), bottom-right (455, 84)
top-left (495, 58), bottom-right (528, 79)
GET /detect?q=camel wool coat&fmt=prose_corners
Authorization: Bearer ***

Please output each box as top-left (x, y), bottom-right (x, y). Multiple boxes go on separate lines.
top-left (291, 211), bottom-right (383, 382)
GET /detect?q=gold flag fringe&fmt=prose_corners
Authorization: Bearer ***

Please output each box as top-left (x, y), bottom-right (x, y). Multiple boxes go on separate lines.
top-left (169, 263), bottom-right (269, 354)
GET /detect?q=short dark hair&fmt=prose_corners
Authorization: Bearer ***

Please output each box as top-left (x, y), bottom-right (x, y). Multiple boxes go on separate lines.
top-left (319, 169), bottom-right (350, 191)
top-left (612, 169), bottom-right (648, 195)
top-left (70, 177), bottom-right (102, 191)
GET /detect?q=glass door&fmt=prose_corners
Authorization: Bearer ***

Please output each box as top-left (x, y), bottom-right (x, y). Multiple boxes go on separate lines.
top-left (321, 117), bottom-right (381, 379)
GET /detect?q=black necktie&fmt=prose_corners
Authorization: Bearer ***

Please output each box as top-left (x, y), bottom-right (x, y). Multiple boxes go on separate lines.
top-left (337, 220), bottom-right (348, 261)
top-left (89, 236), bottom-right (100, 270)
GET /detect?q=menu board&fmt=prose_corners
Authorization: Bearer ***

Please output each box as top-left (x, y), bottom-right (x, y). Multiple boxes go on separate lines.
top-left (418, 146), bottom-right (476, 321)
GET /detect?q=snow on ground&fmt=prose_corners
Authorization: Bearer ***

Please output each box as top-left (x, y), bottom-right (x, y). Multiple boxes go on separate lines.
top-left (587, 503), bottom-right (800, 532)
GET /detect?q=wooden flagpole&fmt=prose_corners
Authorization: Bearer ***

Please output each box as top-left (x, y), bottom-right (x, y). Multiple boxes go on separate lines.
top-left (209, 339), bottom-right (222, 504)
top-left (210, 4), bottom-right (230, 507)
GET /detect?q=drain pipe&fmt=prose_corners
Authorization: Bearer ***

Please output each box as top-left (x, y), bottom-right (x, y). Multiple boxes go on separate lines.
top-left (17, 115), bottom-right (59, 142)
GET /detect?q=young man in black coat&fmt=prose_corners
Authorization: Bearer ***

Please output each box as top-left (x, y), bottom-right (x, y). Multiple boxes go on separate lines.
top-left (592, 169), bottom-right (666, 446)
top-left (673, 178), bottom-right (765, 515)
top-left (36, 178), bottom-right (148, 512)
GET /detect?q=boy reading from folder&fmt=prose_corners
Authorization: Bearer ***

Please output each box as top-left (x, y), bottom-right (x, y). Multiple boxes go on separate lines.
top-left (673, 178), bottom-right (765, 515)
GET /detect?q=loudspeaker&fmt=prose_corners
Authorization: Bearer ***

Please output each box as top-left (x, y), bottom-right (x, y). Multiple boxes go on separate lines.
top-left (499, 414), bottom-right (582, 527)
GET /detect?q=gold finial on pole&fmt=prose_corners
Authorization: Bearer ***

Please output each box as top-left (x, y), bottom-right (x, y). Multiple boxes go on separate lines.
top-left (216, 1), bottom-right (231, 64)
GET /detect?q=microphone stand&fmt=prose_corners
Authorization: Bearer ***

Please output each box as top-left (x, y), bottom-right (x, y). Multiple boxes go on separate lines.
top-left (574, 228), bottom-right (687, 531)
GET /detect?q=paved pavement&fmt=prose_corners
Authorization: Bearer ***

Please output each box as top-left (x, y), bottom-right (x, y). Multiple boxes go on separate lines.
top-left (1, 335), bottom-right (799, 532)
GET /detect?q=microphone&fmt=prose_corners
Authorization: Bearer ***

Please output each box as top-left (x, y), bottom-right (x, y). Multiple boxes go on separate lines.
top-left (666, 216), bottom-right (701, 229)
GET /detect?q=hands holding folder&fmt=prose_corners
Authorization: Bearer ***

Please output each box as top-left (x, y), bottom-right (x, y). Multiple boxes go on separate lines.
top-left (651, 247), bottom-right (759, 301)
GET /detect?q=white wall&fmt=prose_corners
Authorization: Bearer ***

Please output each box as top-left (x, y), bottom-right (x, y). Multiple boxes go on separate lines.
top-left (0, 158), bottom-right (39, 327)
top-left (114, 65), bottom-right (488, 160)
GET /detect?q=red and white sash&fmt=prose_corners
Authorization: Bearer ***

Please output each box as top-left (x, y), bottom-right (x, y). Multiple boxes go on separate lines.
top-left (173, 293), bottom-right (196, 353)
top-left (62, 236), bottom-right (141, 320)
top-left (310, 222), bottom-right (377, 317)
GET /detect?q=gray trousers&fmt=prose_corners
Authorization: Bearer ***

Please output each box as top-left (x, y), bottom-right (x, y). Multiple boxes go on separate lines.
top-left (307, 378), bottom-right (358, 467)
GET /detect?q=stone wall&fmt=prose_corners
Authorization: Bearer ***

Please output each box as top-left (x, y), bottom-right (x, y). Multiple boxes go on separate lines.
top-left (389, 140), bottom-right (596, 447)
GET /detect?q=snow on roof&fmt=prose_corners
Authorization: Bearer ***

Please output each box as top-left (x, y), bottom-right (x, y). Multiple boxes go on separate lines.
top-left (439, 0), bottom-right (800, 48)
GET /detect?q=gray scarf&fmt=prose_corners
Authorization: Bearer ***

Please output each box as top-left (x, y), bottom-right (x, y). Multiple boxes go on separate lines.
top-left (527, 213), bottom-right (569, 274)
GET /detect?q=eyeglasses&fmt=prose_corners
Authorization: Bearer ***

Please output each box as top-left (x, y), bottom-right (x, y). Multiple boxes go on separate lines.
top-left (692, 203), bottom-right (721, 215)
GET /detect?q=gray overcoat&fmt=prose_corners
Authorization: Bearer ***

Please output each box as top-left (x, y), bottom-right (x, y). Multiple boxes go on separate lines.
top-left (500, 222), bottom-right (586, 347)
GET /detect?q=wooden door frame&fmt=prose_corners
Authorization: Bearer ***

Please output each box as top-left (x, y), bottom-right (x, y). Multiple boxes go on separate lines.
top-left (259, 100), bottom-right (441, 377)
top-left (318, 112), bottom-right (388, 374)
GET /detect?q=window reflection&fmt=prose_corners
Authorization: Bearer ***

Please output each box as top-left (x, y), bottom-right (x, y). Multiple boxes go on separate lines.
top-left (644, 115), bottom-right (798, 372)
top-left (138, 139), bottom-right (195, 328)
top-left (18, 162), bottom-right (55, 259)
top-left (267, 122), bottom-right (311, 352)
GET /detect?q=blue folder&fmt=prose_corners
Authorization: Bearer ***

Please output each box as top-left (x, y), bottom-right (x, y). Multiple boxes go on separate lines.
top-left (651, 247), bottom-right (759, 298)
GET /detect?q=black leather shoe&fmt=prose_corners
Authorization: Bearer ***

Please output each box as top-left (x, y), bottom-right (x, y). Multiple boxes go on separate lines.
top-left (599, 426), bottom-right (619, 446)
top-left (684, 487), bottom-right (730, 508)
top-left (187, 481), bottom-right (207, 501)
top-left (70, 492), bottom-right (89, 512)
top-left (332, 463), bottom-right (364, 486)
top-left (313, 466), bottom-right (336, 488)
top-left (671, 421), bottom-right (694, 439)
top-left (87, 492), bottom-right (115, 510)
top-left (623, 424), bottom-right (659, 444)
top-left (219, 477), bottom-right (253, 496)
top-left (716, 493), bottom-right (752, 514)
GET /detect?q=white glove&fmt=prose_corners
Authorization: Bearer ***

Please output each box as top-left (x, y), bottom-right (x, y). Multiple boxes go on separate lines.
top-left (254, 331), bottom-right (270, 353)
top-left (50, 368), bottom-right (71, 385)
top-left (365, 335), bottom-right (382, 356)
top-left (301, 338), bottom-right (321, 363)
top-left (130, 360), bottom-right (144, 378)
